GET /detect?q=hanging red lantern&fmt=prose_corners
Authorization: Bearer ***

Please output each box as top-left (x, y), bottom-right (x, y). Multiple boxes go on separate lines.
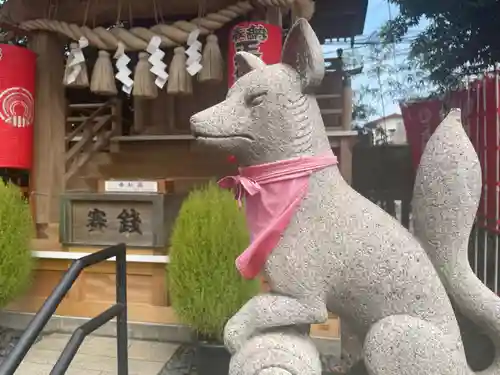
top-left (0, 45), bottom-right (36, 170)
top-left (227, 22), bottom-right (282, 88)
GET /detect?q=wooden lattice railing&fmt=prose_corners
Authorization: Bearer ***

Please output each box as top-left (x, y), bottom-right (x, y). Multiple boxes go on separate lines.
top-left (65, 99), bottom-right (122, 183)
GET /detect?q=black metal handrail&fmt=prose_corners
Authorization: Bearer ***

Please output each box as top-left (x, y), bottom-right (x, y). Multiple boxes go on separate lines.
top-left (0, 243), bottom-right (128, 375)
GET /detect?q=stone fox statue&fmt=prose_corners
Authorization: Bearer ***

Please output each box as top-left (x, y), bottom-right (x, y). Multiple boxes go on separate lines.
top-left (190, 18), bottom-right (500, 375)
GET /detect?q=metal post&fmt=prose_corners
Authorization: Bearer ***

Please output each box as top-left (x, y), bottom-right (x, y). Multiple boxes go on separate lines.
top-left (471, 79), bottom-right (480, 276)
top-left (494, 66), bottom-right (500, 293)
top-left (483, 74), bottom-right (489, 286)
top-left (116, 248), bottom-right (129, 375)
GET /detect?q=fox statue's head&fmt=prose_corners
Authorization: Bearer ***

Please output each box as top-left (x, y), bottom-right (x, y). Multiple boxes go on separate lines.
top-left (190, 19), bottom-right (332, 166)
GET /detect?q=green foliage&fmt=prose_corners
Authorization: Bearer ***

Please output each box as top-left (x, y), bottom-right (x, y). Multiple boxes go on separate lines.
top-left (381, 0), bottom-right (500, 88)
top-left (343, 43), bottom-right (435, 126)
top-left (0, 182), bottom-right (33, 307)
top-left (168, 181), bottom-right (259, 341)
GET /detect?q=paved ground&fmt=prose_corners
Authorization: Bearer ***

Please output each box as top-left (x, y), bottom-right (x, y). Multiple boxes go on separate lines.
top-left (14, 333), bottom-right (180, 375)
top-left (4, 331), bottom-right (340, 375)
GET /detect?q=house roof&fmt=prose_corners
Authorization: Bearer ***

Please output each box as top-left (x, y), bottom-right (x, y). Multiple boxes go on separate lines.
top-left (364, 113), bottom-right (402, 129)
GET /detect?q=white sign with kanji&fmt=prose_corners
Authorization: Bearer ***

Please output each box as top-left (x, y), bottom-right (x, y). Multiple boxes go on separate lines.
top-left (104, 180), bottom-right (159, 193)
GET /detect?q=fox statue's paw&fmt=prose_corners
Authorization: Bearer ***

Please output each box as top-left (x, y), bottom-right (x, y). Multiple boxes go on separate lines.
top-left (228, 329), bottom-right (321, 375)
top-left (224, 293), bottom-right (329, 354)
top-left (224, 318), bottom-right (247, 354)
top-left (364, 315), bottom-right (469, 375)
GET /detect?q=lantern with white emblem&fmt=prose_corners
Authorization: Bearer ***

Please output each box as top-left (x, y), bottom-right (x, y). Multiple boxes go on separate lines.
top-left (228, 22), bottom-right (282, 88)
top-left (0, 45), bottom-right (36, 169)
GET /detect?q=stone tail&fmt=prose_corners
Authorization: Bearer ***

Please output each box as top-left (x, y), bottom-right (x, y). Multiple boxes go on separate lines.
top-left (412, 109), bottom-right (500, 375)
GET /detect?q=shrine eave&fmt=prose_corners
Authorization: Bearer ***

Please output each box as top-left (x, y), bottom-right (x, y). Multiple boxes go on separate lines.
top-left (310, 0), bottom-right (368, 41)
top-left (0, 0), bottom-right (240, 25)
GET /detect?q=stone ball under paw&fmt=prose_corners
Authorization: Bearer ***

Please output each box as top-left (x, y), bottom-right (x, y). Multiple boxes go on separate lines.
top-left (229, 329), bottom-right (322, 375)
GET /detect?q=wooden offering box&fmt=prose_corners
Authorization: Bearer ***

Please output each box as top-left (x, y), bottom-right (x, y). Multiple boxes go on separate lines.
top-left (60, 192), bottom-right (184, 248)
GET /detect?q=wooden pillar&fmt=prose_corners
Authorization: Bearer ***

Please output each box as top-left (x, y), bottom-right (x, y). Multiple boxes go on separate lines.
top-left (133, 98), bottom-right (150, 134)
top-left (151, 89), bottom-right (177, 134)
top-left (28, 32), bottom-right (66, 235)
top-left (340, 75), bottom-right (353, 184)
top-left (341, 76), bottom-right (353, 131)
top-left (111, 98), bottom-right (123, 136)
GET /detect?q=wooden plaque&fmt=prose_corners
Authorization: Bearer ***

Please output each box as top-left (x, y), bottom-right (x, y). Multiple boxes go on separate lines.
top-left (60, 192), bottom-right (185, 248)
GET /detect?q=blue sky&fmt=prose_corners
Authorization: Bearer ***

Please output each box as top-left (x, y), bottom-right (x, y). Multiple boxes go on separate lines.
top-left (322, 0), bottom-right (426, 121)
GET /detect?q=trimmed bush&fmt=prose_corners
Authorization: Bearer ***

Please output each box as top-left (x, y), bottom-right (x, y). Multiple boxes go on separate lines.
top-left (0, 182), bottom-right (33, 307)
top-left (169, 181), bottom-right (259, 341)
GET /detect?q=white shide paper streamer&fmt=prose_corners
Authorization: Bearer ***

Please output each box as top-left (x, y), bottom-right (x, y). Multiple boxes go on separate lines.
top-left (114, 42), bottom-right (133, 94)
top-left (185, 29), bottom-right (203, 76)
top-left (66, 36), bottom-right (89, 85)
top-left (147, 36), bottom-right (168, 89)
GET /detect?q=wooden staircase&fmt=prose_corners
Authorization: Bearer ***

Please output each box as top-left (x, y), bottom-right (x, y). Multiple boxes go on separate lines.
top-left (65, 99), bottom-right (122, 184)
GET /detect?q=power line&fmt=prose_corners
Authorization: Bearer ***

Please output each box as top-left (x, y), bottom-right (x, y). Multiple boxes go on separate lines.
top-left (324, 34), bottom-right (421, 47)
top-left (324, 47), bottom-right (412, 58)
top-left (323, 30), bottom-right (426, 46)
top-left (322, 7), bottom-right (436, 115)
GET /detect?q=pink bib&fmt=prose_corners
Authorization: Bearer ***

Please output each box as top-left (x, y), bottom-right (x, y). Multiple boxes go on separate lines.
top-left (218, 152), bottom-right (338, 279)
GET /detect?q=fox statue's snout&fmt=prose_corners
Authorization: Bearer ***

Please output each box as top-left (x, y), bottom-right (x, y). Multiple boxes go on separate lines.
top-left (190, 98), bottom-right (255, 156)
top-left (190, 19), bottom-right (331, 166)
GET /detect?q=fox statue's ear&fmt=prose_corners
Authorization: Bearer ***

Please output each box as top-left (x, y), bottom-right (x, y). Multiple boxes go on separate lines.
top-left (234, 51), bottom-right (267, 80)
top-left (281, 18), bottom-right (324, 92)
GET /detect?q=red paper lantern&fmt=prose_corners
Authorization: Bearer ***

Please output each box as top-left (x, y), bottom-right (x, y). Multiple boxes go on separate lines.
top-left (0, 45), bottom-right (36, 170)
top-left (227, 22), bottom-right (282, 88)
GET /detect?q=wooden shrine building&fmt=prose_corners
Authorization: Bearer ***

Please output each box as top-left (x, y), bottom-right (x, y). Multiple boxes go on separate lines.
top-left (0, 0), bottom-right (367, 340)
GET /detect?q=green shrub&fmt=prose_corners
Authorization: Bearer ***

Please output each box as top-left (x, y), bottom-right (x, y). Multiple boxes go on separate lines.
top-left (169, 181), bottom-right (259, 341)
top-left (0, 182), bottom-right (33, 307)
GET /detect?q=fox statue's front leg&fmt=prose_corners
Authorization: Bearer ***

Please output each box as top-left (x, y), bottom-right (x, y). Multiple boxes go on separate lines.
top-left (224, 292), bottom-right (328, 354)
